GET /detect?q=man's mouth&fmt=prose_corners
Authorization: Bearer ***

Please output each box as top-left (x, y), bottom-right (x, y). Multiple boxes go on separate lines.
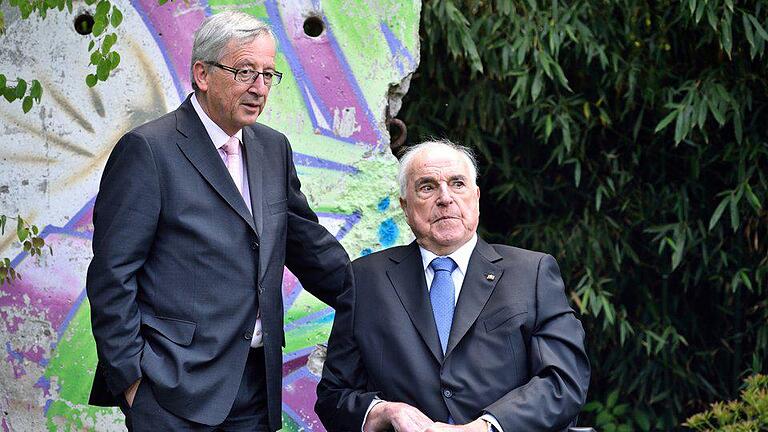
top-left (433, 216), bottom-right (458, 222)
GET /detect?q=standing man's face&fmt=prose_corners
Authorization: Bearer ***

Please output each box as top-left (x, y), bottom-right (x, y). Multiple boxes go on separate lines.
top-left (400, 148), bottom-right (480, 256)
top-left (193, 35), bottom-right (276, 135)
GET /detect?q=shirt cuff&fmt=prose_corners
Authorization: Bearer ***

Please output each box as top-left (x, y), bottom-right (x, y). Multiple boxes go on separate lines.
top-left (361, 397), bottom-right (385, 432)
top-left (480, 413), bottom-right (503, 432)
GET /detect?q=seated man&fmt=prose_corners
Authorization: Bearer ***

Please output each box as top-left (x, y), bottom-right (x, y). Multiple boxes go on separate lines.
top-left (316, 139), bottom-right (590, 432)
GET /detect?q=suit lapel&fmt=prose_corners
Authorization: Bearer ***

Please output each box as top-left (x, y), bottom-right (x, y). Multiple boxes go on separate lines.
top-left (241, 127), bottom-right (263, 237)
top-left (386, 242), bottom-right (443, 364)
top-left (174, 97), bottom-right (257, 234)
top-left (445, 239), bottom-right (503, 358)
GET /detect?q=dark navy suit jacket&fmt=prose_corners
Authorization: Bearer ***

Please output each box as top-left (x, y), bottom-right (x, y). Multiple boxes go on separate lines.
top-left (87, 96), bottom-right (350, 429)
top-left (316, 239), bottom-right (589, 431)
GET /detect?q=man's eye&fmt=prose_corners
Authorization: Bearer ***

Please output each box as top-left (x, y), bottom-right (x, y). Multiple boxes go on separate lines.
top-left (452, 181), bottom-right (465, 188)
top-left (262, 72), bottom-right (274, 79)
top-left (419, 184), bottom-right (434, 192)
top-left (239, 70), bottom-right (256, 78)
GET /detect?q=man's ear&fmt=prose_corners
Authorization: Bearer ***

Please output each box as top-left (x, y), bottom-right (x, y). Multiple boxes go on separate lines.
top-left (399, 197), bottom-right (408, 218)
top-left (192, 61), bottom-right (209, 92)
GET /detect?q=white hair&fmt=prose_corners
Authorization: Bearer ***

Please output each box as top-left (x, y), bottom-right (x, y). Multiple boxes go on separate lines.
top-left (190, 11), bottom-right (276, 91)
top-left (397, 139), bottom-right (478, 198)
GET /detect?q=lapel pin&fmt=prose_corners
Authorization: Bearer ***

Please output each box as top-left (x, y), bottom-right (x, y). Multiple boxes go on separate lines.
top-left (485, 274), bottom-right (495, 281)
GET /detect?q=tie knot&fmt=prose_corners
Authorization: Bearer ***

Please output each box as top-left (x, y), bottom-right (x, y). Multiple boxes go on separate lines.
top-left (430, 257), bottom-right (457, 273)
top-left (222, 136), bottom-right (240, 156)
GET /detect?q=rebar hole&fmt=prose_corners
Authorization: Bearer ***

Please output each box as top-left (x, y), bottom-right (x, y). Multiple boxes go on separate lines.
top-left (74, 13), bottom-right (95, 35)
top-left (303, 16), bottom-right (324, 38)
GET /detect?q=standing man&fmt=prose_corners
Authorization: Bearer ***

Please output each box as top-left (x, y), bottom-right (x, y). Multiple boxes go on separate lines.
top-left (87, 11), bottom-right (350, 431)
top-left (316, 140), bottom-right (590, 432)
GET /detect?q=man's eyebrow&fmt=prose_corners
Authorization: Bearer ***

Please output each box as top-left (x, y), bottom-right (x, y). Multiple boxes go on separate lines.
top-left (414, 176), bottom-right (437, 186)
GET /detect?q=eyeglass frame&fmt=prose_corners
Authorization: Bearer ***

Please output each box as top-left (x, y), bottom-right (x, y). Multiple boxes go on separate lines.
top-left (204, 61), bottom-right (283, 87)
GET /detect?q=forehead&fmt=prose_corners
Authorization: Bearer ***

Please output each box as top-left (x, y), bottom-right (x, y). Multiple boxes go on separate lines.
top-left (221, 35), bottom-right (276, 63)
top-left (408, 148), bottom-right (471, 180)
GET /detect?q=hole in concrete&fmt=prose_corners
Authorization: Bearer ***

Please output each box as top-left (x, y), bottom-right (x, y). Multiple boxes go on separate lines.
top-left (74, 13), bottom-right (95, 35)
top-left (303, 16), bottom-right (324, 37)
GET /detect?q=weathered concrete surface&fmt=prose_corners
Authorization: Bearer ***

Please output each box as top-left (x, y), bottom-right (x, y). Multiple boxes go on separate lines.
top-left (0, 1), bottom-right (420, 430)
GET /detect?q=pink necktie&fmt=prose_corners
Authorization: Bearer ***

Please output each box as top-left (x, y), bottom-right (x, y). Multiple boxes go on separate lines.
top-left (222, 136), bottom-right (243, 196)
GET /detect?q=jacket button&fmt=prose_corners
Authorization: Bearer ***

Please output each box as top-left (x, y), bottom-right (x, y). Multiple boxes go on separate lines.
top-left (244, 332), bottom-right (253, 340)
top-left (258, 285), bottom-right (264, 294)
top-left (443, 389), bottom-right (453, 398)
top-left (251, 241), bottom-right (259, 250)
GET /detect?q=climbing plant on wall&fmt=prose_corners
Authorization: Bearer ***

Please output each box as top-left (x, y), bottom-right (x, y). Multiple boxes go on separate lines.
top-left (403, 0), bottom-right (767, 429)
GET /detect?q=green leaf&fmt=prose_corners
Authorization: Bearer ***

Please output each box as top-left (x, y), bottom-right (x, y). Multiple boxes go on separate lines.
top-left (29, 80), bottom-right (41, 100)
top-left (747, 14), bottom-right (768, 42)
top-left (92, 17), bottom-right (107, 36)
top-left (95, 0), bottom-right (110, 16)
top-left (0, 74), bottom-right (5, 88)
top-left (606, 390), bottom-right (619, 408)
top-left (739, 271), bottom-right (753, 291)
top-left (634, 410), bottom-right (651, 431)
top-left (654, 109), bottom-right (678, 133)
top-left (17, 217), bottom-right (28, 242)
top-left (109, 50), bottom-right (121, 68)
top-left (744, 183), bottom-right (762, 211)
top-left (574, 160), bottom-right (581, 187)
top-left (86, 74), bottom-right (98, 87)
top-left (22, 96), bottom-right (33, 113)
top-left (596, 410), bottom-right (614, 427)
top-left (709, 195), bottom-right (730, 230)
top-left (729, 194), bottom-right (739, 231)
top-left (90, 50), bottom-right (101, 66)
top-left (531, 70), bottom-right (543, 101)
top-left (583, 401), bottom-right (603, 412)
top-left (32, 236), bottom-right (44, 248)
top-left (720, 17), bottom-right (732, 57)
top-left (110, 5), bottom-right (122, 27)
top-left (3, 87), bottom-right (15, 102)
top-left (545, 115), bottom-right (553, 139)
top-left (102, 32), bottom-right (117, 53)
top-left (15, 78), bottom-right (27, 98)
top-left (97, 58), bottom-right (111, 81)
top-left (743, 14), bottom-right (756, 48)
top-left (88, 40), bottom-right (95, 51)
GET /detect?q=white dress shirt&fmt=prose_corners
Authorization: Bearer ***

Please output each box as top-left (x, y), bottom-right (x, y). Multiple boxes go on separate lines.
top-left (362, 234), bottom-right (503, 432)
top-left (191, 94), bottom-right (263, 348)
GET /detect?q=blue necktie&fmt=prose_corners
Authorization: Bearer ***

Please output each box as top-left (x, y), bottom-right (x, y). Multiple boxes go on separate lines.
top-left (429, 257), bottom-right (457, 354)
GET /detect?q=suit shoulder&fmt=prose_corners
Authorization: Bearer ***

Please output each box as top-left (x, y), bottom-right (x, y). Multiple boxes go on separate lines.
top-left (352, 245), bottom-right (411, 271)
top-left (488, 243), bottom-right (553, 267)
top-left (128, 110), bottom-right (177, 140)
top-left (247, 122), bottom-right (289, 145)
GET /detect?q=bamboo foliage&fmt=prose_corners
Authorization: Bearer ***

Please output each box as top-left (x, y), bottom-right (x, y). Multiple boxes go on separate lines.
top-left (403, 0), bottom-right (768, 429)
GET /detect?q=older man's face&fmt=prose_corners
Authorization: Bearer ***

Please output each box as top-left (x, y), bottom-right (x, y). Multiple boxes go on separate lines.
top-left (193, 36), bottom-right (276, 135)
top-left (400, 148), bottom-right (480, 255)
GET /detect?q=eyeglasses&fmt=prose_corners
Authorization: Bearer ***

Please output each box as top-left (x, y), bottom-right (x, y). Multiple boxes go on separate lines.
top-left (205, 61), bottom-right (283, 87)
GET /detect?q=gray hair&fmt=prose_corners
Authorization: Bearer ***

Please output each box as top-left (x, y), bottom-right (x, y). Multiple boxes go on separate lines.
top-left (190, 11), bottom-right (276, 91)
top-left (397, 139), bottom-right (479, 198)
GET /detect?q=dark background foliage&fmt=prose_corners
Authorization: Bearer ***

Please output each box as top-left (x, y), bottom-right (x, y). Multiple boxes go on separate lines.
top-left (399, 1), bottom-right (768, 429)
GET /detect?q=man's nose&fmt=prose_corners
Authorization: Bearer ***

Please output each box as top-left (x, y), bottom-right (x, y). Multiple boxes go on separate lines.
top-left (436, 183), bottom-right (454, 205)
top-left (248, 74), bottom-right (270, 95)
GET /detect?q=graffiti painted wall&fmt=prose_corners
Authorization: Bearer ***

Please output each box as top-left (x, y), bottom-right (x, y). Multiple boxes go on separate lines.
top-left (0, 0), bottom-right (420, 429)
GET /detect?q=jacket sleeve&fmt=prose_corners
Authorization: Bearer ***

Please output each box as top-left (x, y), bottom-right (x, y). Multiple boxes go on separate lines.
top-left (86, 131), bottom-right (161, 397)
top-left (315, 265), bottom-right (381, 431)
top-left (281, 135), bottom-right (351, 309)
top-left (484, 254), bottom-right (591, 431)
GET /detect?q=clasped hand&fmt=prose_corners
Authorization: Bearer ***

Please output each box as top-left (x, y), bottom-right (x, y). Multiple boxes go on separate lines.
top-left (364, 401), bottom-right (488, 432)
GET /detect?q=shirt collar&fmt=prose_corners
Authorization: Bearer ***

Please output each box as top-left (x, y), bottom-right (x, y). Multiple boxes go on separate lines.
top-left (419, 233), bottom-right (478, 276)
top-left (191, 93), bottom-right (243, 149)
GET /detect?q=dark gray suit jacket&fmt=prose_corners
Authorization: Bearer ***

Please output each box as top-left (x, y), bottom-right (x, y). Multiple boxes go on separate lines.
top-left (86, 96), bottom-right (350, 429)
top-left (316, 239), bottom-right (589, 431)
